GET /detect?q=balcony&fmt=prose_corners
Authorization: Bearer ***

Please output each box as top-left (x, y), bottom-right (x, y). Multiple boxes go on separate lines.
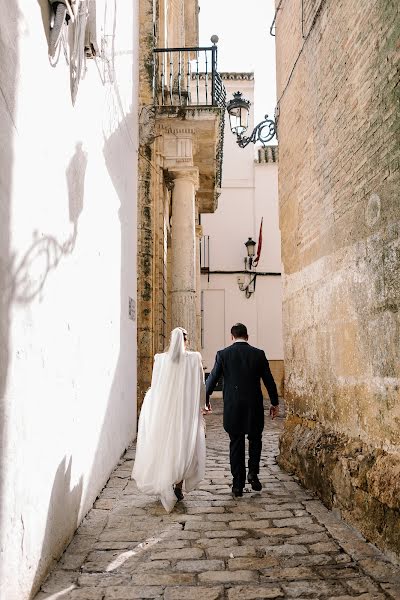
top-left (153, 46), bottom-right (226, 212)
top-left (153, 46), bottom-right (226, 108)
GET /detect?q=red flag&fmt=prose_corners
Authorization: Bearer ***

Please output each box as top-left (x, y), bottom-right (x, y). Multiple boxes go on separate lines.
top-left (253, 217), bottom-right (263, 267)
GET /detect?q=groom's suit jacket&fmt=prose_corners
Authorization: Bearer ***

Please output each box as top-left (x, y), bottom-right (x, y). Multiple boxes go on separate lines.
top-left (206, 341), bottom-right (279, 435)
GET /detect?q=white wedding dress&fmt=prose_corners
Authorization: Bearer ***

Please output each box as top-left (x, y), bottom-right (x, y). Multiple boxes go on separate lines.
top-left (132, 328), bottom-right (206, 512)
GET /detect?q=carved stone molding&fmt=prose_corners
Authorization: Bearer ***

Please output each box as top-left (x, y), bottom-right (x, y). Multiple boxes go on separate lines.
top-left (169, 166), bottom-right (199, 190)
top-left (162, 131), bottom-right (198, 169)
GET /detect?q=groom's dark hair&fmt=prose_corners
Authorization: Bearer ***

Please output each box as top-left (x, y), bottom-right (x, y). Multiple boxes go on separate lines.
top-left (231, 323), bottom-right (248, 339)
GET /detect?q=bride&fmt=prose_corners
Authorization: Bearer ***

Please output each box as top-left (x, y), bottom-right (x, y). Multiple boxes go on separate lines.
top-left (131, 327), bottom-right (206, 512)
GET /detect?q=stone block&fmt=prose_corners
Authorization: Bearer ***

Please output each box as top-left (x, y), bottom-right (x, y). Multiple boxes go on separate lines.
top-left (175, 559), bottom-right (225, 572)
top-left (164, 586), bottom-right (224, 600)
top-left (272, 517), bottom-right (313, 528)
top-left (204, 530), bottom-right (248, 538)
top-left (199, 570), bottom-right (258, 584)
top-left (150, 548), bottom-right (204, 560)
top-left (185, 521), bottom-right (227, 531)
top-left (281, 580), bottom-right (346, 597)
top-left (261, 566), bottom-right (318, 581)
top-left (358, 559), bottom-right (400, 584)
top-left (196, 538), bottom-right (240, 548)
top-left (207, 546), bottom-right (256, 559)
top-left (103, 587), bottom-right (163, 599)
top-left (41, 570), bottom-right (79, 593)
top-left (130, 572), bottom-right (196, 585)
top-left (261, 544), bottom-right (308, 556)
top-left (69, 590), bottom-right (105, 600)
top-left (228, 557), bottom-right (279, 570)
top-left (227, 586), bottom-right (284, 600)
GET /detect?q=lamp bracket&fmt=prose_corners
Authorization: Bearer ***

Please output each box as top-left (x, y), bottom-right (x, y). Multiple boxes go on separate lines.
top-left (236, 115), bottom-right (276, 148)
top-left (237, 271), bottom-right (257, 298)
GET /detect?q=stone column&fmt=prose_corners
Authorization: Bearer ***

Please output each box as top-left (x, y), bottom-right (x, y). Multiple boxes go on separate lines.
top-left (170, 167), bottom-right (199, 348)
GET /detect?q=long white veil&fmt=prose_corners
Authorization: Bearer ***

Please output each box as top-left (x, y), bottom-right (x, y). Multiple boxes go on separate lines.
top-left (132, 328), bottom-right (206, 512)
top-left (167, 326), bottom-right (186, 362)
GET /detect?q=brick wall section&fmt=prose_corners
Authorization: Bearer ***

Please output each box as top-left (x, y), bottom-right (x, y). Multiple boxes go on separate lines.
top-left (275, 0), bottom-right (400, 555)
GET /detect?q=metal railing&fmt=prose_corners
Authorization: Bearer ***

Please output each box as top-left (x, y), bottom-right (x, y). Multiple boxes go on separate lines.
top-left (153, 46), bottom-right (226, 108)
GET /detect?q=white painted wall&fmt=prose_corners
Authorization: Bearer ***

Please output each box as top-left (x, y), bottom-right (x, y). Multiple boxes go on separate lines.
top-left (0, 2), bottom-right (139, 598)
top-left (201, 76), bottom-right (283, 376)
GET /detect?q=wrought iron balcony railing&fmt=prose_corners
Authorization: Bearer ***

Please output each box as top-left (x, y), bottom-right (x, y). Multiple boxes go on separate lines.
top-left (153, 46), bottom-right (226, 108)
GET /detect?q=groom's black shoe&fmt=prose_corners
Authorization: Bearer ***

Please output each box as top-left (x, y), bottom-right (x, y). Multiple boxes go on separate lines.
top-left (232, 486), bottom-right (243, 498)
top-left (247, 472), bottom-right (262, 491)
top-left (174, 486), bottom-right (184, 501)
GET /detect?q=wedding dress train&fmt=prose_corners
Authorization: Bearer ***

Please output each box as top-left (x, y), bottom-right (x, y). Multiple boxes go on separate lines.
top-left (132, 328), bottom-right (206, 512)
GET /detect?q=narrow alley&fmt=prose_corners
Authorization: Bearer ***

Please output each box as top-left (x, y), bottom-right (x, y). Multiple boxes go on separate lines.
top-left (34, 403), bottom-right (400, 600)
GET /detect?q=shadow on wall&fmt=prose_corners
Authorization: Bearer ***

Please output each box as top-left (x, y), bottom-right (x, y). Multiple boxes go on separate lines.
top-left (0, 138), bottom-right (86, 598)
top-left (80, 0), bottom-right (137, 519)
top-left (31, 458), bottom-right (83, 596)
top-left (19, 143), bottom-right (86, 598)
top-left (5, 142), bottom-right (86, 306)
top-left (0, 0), bottom-right (20, 590)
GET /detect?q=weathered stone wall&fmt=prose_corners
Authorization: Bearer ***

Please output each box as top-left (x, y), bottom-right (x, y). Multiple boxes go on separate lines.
top-left (137, 1), bottom-right (200, 404)
top-left (275, 0), bottom-right (400, 555)
top-left (267, 361), bottom-right (285, 399)
top-left (137, 0), bottom-right (159, 404)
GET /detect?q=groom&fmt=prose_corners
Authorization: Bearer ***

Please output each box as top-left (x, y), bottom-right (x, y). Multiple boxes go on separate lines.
top-left (206, 323), bottom-right (279, 497)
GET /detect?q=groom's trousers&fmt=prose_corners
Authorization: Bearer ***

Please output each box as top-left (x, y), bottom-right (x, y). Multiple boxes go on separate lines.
top-left (229, 431), bottom-right (262, 489)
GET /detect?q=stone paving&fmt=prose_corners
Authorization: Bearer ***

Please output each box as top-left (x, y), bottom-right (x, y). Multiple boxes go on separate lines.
top-left (35, 401), bottom-right (400, 600)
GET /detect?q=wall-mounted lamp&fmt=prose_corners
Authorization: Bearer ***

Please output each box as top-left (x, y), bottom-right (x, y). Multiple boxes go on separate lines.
top-left (238, 237), bottom-right (257, 298)
top-left (244, 236), bottom-right (256, 270)
top-left (226, 92), bottom-right (276, 148)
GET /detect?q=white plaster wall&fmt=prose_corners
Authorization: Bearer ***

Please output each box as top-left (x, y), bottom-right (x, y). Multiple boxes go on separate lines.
top-left (201, 77), bottom-right (283, 374)
top-left (254, 162), bottom-right (281, 273)
top-left (201, 276), bottom-right (283, 372)
top-left (0, 1), bottom-right (139, 598)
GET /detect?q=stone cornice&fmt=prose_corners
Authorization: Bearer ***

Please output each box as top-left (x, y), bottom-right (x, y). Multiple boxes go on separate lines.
top-left (157, 123), bottom-right (197, 135)
top-left (220, 72), bottom-right (254, 81)
top-left (194, 72), bottom-right (254, 81)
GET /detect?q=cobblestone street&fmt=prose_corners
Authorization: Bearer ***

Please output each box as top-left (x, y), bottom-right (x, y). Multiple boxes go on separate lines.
top-left (35, 402), bottom-right (400, 600)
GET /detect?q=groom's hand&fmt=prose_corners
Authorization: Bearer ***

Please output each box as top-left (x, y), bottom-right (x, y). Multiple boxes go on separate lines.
top-left (270, 405), bottom-right (279, 420)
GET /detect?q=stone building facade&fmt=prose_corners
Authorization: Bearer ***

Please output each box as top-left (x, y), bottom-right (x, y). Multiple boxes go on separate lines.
top-left (137, 0), bottom-right (225, 405)
top-left (274, 0), bottom-right (400, 555)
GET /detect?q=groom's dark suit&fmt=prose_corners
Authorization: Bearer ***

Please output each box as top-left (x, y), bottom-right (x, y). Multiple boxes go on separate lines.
top-left (206, 340), bottom-right (279, 490)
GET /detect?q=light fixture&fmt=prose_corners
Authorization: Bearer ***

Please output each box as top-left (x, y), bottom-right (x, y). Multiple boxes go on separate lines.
top-left (238, 237), bottom-right (257, 298)
top-left (244, 237), bottom-right (256, 269)
top-left (226, 92), bottom-right (276, 148)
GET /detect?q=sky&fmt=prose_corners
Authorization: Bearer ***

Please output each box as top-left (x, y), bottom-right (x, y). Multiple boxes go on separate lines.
top-left (198, 0), bottom-right (277, 126)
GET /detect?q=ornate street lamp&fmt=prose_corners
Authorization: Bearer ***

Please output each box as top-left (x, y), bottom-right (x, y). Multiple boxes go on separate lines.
top-left (238, 237), bottom-right (257, 298)
top-left (226, 92), bottom-right (276, 148)
top-left (244, 236), bottom-right (256, 270)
